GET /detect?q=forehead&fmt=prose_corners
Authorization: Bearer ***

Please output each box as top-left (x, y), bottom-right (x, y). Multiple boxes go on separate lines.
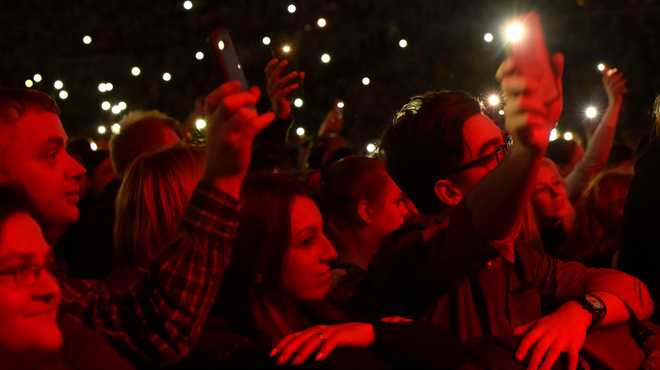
top-left (0, 213), bottom-right (51, 259)
top-left (11, 111), bottom-right (67, 150)
top-left (537, 165), bottom-right (559, 181)
top-left (462, 114), bottom-right (501, 151)
top-left (290, 196), bottom-right (322, 232)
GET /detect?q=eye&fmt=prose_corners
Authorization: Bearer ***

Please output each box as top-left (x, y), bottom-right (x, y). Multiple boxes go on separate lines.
top-left (301, 236), bottom-right (315, 246)
top-left (46, 151), bottom-right (58, 163)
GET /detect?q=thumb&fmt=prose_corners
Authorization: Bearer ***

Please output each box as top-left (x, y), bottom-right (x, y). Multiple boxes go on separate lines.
top-left (513, 321), bottom-right (536, 335)
top-left (251, 111), bottom-right (276, 133)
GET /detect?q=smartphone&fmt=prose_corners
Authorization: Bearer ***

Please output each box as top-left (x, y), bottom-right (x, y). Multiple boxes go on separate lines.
top-left (270, 43), bottom-right (303, 97)
top-left (506, 11), bottom-right (559, 129)
top-left (208, 28), bottom-right (250, 93)
top-left (334, 99), bottom-right (344, 119)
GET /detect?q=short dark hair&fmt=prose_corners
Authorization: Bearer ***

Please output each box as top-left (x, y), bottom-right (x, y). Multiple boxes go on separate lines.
top-left (379, 90), bottom-right (483, 215)
top-left (0, 88), bottom-right (60, 126)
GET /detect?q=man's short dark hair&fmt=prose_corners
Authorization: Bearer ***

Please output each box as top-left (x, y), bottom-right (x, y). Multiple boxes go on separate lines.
top-left (379, 90), bottom-right (483, 215)
top-left (0, 88), bottom-right (60, 126)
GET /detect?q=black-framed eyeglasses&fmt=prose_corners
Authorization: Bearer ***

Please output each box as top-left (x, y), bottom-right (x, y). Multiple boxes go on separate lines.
top-left (445, 134), bottom-right (513, 177)
top-left (0, 260), bottom-right (67, 287)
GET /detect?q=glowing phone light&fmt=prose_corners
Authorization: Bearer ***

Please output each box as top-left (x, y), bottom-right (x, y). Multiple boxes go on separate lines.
top-left (362, 77), bottom-right (370, 85)
top-left (118, 102), bottom-right (127, 110)
top-left (317, 18), bottom-right (326, 27)
top-left (337, 101), bottom-right (345, 108)
top-left (498, 110), bottom-right (505, 115)
top-left (296, 127), bottom-right (305, 136)
top-left (163, 73), bottom-right (172, 81)
top-left (59, 91), bottom-right (68, 99)
top-left (321, 54), bottom-right (330, 63)
top-left (549, 128), bottom-right (558, 141)
top-left (105, 83), bottom-right (113, 91)
top-left (484, 33), bottom-right (494, 42)
top-left (111, 106), bottom-right (121, 114)
top-left (399, 39), bottom-right (408, 48)
top-left (586, 107), bottom-right (597, 118)
top-left (196, 51), bottom-right (204, 60)
top-left (183, 1), bottom-right (192, 10)
top-left (218, 41), bottom-right (225, 50)
top-left (597, 63), bottom-right (605, 71)
top-left (283, 45), bottom-right (291, 52)
top-left (98, 83), bottom-right (107, 92)
top-left (90, 142), bottom-right (98, 151)
top-left (54, 80), bottom-right (63, 89)
top-left (131, 67), bottom-right (140, 76)
top-left (366, 144), bottom-right (376, 153)
top-left (287, 4), bottom-right (296, 13)
top-left (111, 124), bottom-right (121, 134)
top-left (488, 95), bottom-right (499, 105)
top-left (196, 119), bottom-right (206, 129)
top-left (262, 37), bottom-right (271, 45)
top-left (33, 74), bottom-right (42, 82)
top-left (25, 79), bottom-right (33, 88)
top-left (564, 132), bottom-right (573, 141)
top-left (98, 126), bottom-right (106, 134)
top-left (507, 24), bottom-right (524, 42)
top-left (83, 36), bottom-right (92, 44)
top-left (102, 102), bottom-right (111, 110)
top-left (294, 98), bottom-right (303, 107)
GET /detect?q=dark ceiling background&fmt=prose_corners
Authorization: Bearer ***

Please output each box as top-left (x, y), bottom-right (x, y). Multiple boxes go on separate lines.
top-left (2, 0), bottom-right (660, 149)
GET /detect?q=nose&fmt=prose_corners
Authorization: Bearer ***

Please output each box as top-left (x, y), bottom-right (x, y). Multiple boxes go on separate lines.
top-left (64, 152), bottom-right (86, 180)
top-left (319, 233), bottom-right (338, 263)
top-left (398, 202), bottom-right (409, 217)
top-left (32, 270), bottom-right (62, 305)
top-left (548, 185), bottom-right (559, 197)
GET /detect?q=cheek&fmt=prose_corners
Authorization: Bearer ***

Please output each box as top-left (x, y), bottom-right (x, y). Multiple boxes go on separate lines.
top-left (0, 289), bottom-right (62, 353)
top-left (531, 193), bottom-right (552, 215)
top-left (280, 250), bottom-right (329, 303)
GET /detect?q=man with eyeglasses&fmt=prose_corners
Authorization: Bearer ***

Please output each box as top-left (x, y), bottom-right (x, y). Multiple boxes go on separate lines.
top-left (362, 55), bottom-right (653, 370)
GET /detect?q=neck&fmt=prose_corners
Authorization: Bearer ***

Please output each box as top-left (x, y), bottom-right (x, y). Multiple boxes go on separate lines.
top-left (259, 292), bottom-right (301, 341)
top-left (43, 223), bottom-right (70, 246)
top-left (337, 227), bottom-right (382, 271)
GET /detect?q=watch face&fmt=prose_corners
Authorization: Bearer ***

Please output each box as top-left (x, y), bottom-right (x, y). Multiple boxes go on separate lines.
top-left (586, 295), bottom-right (604, 311)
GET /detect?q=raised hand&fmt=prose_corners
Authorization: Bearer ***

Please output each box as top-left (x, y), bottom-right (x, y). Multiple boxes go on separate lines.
top-left (265, 58), bottom-right (305, 119)
top-left (317, 109), bottom-right (344, 138)
top-left (270, 323), bottom-right (375, 366)
top-left (601, 65), bottom-right (628, 104)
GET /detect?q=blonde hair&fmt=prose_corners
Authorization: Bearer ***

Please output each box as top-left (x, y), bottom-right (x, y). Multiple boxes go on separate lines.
top-left (114, 143), bottom-right (206, 268)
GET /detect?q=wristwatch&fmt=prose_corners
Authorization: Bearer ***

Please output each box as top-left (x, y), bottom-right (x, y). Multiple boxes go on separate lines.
top-left (576, 293), bottom-right (607, 332)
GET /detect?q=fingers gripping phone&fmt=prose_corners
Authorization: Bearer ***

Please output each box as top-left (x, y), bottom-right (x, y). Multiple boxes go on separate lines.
top-left (506, 11), bottom-right (559, 129)
top-left (270, 43), bottom-right (303, 97)
top-left (208, 28), bottom-right (251, 93)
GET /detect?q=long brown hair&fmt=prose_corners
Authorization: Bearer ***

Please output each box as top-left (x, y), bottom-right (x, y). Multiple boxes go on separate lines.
top-left (214, 174), bottom-right (327, 343)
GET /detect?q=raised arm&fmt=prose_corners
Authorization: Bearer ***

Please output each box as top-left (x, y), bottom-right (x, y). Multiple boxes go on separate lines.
top-left (59, 81), bottom-right (274, 366)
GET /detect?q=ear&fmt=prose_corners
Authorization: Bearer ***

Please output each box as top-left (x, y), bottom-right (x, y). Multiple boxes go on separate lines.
top-left (357, 200), bottom-right (372, 224)
top-left (434, 179), bottom-right (464, 206)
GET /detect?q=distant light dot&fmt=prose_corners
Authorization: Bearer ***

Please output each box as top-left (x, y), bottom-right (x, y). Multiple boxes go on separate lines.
top-left (25, 79), bottom-right (33, 88)
top-left (550, 128), bottom-right (558, 141)
top-left (287, 4), bottom-right (296, 13)
top-left (362, 77), bottom-right (370, 85)
top-left (183, 1), bottom-right (192, 10)
top-left (283, 45), bottom-right (291, 52)
top-left (59, 91), bottom-right (68, 99)
top-left (111, 123), bottom-right (121, 134)
top-left (33, 74), bottom-right (42, 82)
top-left (163, 73), bottom-right (172, 81)
top-left (366, 144), bottom-right (376, 153)
top-left (54, 80), bottom-right (63, 89)
top-left (105, 82), bottom-right (113, 91)
top-left (507, 24), bottom-right (524, 42)
top-left (98, 126), bottom-right (106, 134)
top-left (296, 127), bottom-right (305, 136)
top-left (98, 83), bottom-right (107, 92)
top-left (488, 95), bottom-right (499, 105)
top-left (564, 132), bottom-right (573, 141)
top-left (131, 67), bottom-right (140, 76)
top-left (597, 63), bottom-right (605, 71)
top-left (196, 51), bottom-right (204, 60)
top-left (586, 107), bottom-right (597, 118)
top-left (111, 106), bottom-right (121, 114)
top-left (294, 98), bottom-right (303, 107)
top-left (196, 119), bottom-right (206, 129)
top-left (337, 102), bottom-right (344, 108)
top-left (317, 18), bottom-right (326, 27)
top-left (261, 37), bottom-right (271, 46)
top-left (90, 142), bottom-right (98, 151)
top-left (83, 36), bottom-right (92, 44)
top-left (102, 101), bottom-right (111, 110)
top-left (118, 102), bottom-right (126, 110)
top-left (218, 41), bottom-right (225, 50)
top-left (498, 110), bottom-right (505, 115)
top-left (321, 54), bottom-right (330, 63)
top-left (484, 33), bottom-right (494, 42)
top-left (399, 39), bottom-right (408, 48)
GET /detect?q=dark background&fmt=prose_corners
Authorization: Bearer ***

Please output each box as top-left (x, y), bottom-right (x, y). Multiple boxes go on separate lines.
top-left (2, 0), bottom-right (660, 150)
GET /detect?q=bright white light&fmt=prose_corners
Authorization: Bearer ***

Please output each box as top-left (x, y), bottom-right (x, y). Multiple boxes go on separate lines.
top-left (366, 144), bottom-right (376, 153)
top-left (98, 126), bottom-right (106, 134)
top-left (59, 91), bottom-right (68, 99)
top-left (399, 39), bottom-right (408, 48)
top-left (296, 127), bottom-right (305, 136)
top-left (33, 74), bottom-right (42, 82)
top-left (98, 83), bottom-right (107, 92)
top-left (498, 110), bottom-right (505, 115)
top-left (598, 63), bottom-right (605, 71)
top-left (163, 73), bottom-right (172, 81)
top-left (90, 142), bottom-right (98, 151)
top-left (195, 119), bottom-right (206, 129)
top-left (218, 41), bottom-right (225, 50)
top-left (54, 80), bottom-right (63, 89)
top-left (294, 98), bottom-right (303, 107)
top-left (195, 51), bottom-right (204, 60)
top-left (321, 54), bottom-right (330, 63)
top-left (83, 36), bottom-right (92, 44)
top-left (564, 132), bottom-right (573, 141)
top-left (484, 33), bottom-right (494, 42)
top-left (586, 107), bottom-right (597, 118)
top-left (183, 1), bottom-right (192, 10)
top-left (488, 95), bottom-right (499, 105)
top-left (102, 101), bottom-right (111, 110)
top-left (111, 106), bottom-right (121, 114)
top-left (317, 18), bottom-right (326, 27)
top-left (337, 102), bottom-right (345, 108)
top-left (118, 102), bottom-right (126, 110)
top-left (550, 128), bottom-right (558, 141)
top-left (111, 123), bottom-right (121, 134)
top-left (507, 24), bottom-right (524, 42)
top-left (283, 45), bottom-right (291, 52)
top-left (105, 82), bottom-right (113, 91)
top-left (262, 37), bottom-right (271, 45)
top-left (287, 4), bottom-right (296, 13)
top-left (362, 77), bottom-right (370, 85)
top-left (131, 67), bottom-right (140, 76)
top-left (25, 80), bottom-right (33, 88)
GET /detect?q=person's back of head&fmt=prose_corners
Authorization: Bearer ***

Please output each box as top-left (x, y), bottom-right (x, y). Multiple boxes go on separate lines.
top-left (379, 90), bottom-right (482, 215)
top-left (109, 110), bottom-right (182, 179)
top-left (606, 144), bottom-right (633, 171)
top-left (545, 139), bottom-right (583, 177)
top-left (114, 143), bottom-right (205, 269)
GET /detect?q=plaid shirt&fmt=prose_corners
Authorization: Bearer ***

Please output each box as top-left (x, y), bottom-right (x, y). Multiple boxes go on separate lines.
top-left (58, 180), bottom-right (238, 365)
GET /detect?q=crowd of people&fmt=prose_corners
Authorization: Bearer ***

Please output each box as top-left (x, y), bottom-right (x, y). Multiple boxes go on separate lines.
top-left (4, 21), bottom-right (660, 370)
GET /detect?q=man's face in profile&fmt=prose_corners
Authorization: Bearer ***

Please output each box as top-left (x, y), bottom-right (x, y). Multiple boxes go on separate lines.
top-left (0, 111), bottom-right (85, 228)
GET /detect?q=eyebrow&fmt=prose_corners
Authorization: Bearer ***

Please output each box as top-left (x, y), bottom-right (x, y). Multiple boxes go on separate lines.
top-left (478, 136), bottom-right (504, 157)
top-left (295, 226), bottom-right (317, 237)
top-left (39, 137), bottom-right (65, 155)
top-left (0, 253), bottom-right (33, 265)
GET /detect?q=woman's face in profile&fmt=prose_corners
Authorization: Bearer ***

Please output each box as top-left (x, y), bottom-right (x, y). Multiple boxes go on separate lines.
top-left (279, 196), bottom-right (338, 306)
top-left (531, 165), bottom-right (569, 227)
top-left (0, 213), bottom-right (62, 359)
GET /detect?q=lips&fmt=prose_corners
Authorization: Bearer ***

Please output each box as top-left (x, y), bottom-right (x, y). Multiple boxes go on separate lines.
top-left (63, 188), bottom-right (80, 204)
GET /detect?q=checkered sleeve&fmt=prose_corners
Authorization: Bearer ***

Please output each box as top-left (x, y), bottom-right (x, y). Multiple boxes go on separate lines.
top-left (58, 179), bottom-right (239, 365)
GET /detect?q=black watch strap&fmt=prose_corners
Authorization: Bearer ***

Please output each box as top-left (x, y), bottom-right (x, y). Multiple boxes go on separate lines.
top-left (577, 293), bottom-right (607, 332)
